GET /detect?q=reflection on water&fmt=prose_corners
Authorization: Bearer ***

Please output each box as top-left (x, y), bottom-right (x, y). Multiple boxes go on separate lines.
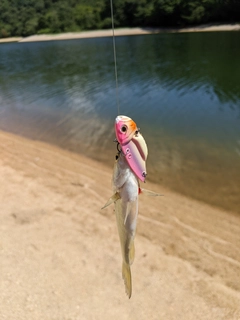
top-left (0, 32), bottom-right (240, 213)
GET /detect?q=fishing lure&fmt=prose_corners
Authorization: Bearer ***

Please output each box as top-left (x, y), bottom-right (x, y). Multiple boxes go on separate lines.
top-left (103, 115), bottom-right (159, 298)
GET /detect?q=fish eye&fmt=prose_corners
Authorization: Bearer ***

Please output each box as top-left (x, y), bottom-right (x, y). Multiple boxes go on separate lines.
top-left (121, 125), bottom-right (127, 133)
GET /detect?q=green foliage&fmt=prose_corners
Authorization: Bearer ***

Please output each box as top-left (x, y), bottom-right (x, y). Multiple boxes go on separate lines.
top-left (44, 11), bottom-right (60, 33)
top-left (24, 17), bottom-right (39, 35)
top-left (0, 0), bottom-right (239, 38)
top-left (74, 5), bottom-right (99, 30)
top-left (181, 1), bottom-right (207, 24)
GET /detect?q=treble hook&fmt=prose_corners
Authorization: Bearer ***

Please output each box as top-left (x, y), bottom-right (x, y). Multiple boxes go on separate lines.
top-left (117, 142), bottom-right (121, 153)
top-left (113, 138), bottom-right (121, 152)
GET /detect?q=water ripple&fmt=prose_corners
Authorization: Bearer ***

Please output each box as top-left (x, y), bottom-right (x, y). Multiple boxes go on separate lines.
top-left (0, 33), bottom-right (240, 213)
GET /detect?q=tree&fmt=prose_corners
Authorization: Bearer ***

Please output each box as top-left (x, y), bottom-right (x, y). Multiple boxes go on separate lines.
top-left (44, 10), bottom-right (60, 33)
top-left (24, 17), bottom-right (39, 35)
top-left (0, 0), bottom-right (240, 38)
top-left (74, 4), bottom-right (99, 30)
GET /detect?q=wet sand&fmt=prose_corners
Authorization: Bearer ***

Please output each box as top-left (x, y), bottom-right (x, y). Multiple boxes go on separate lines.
top-left (1, 130), bottom-right (240, 319)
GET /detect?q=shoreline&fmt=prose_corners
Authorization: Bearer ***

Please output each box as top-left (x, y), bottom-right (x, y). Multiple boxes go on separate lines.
top-left (1, 129), bottom-right (240, 318)
top-left (1, 122), bottom-right (240, 216)
top-left (0, 37), bottom-right (22, 43)
top-left (0, 23), bottom-right (240, 43)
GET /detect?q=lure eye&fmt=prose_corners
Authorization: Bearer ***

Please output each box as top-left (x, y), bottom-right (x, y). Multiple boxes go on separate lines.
top-left (120, 125), bottom-right (127, 133)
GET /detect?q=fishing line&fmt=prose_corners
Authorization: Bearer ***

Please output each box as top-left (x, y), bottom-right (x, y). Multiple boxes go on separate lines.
top-left (110, 0), bottom-right (120, 115)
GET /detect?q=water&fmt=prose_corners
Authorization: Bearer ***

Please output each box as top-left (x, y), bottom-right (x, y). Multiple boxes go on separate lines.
top-left (0, 32), bottom-right (240, 213)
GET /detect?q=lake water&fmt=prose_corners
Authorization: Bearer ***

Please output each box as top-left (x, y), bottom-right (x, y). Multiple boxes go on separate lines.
top-left (0, 32), bottom-right (240, 213)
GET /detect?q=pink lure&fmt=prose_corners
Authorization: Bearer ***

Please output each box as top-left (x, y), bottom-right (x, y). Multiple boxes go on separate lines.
top-left (115, 115), bottom-right (148, 182)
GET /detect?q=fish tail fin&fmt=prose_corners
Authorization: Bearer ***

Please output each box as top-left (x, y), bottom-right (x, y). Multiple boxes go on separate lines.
top-left (101, 192), bottom-right (120, 209)
top-left (122, 262), bottom-right (132, 299)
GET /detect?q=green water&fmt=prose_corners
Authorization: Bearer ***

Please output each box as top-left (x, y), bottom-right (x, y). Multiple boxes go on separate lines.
top-left (0, 32), bottom-right (240, 213)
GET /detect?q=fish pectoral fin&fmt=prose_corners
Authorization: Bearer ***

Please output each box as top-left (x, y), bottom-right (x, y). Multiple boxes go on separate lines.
top-left (101, 192), bottom-right (121, 209)
top-left (122, 261), bottom-right (132, 299)
top-left (140, 188), bottom-right (163, 197)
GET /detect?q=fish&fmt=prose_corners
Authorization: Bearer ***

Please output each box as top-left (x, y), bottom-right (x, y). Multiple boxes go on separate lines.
top-left (102, 115), bottom-right (160, 298)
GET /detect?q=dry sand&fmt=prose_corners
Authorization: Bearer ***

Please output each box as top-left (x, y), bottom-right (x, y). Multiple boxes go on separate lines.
top-left (18, 24), bottom-right (240, 42)
top-left (0, 24), bottom-right (239, 44)
top-left (1, 130), bottom-right (240, 320)
top-left (0, 37), bottom-right (22, 43)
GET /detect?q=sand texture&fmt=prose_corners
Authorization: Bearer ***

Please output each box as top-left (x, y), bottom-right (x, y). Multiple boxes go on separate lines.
top-left (0, 37), bottom-right (22, 43)
top-left (0, 24), bottom-right (239, 44)
top-left (1, 130), bottom-right (240, 319)
top-left (18, 24), bottom-right (240, 42)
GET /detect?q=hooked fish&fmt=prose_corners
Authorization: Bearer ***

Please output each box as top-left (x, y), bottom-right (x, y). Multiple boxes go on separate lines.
top-left (102, 115), bottom-right (160, 298)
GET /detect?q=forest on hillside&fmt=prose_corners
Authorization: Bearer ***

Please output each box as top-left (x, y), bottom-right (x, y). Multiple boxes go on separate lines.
top-left (0, 0), bottom-right (240, 38)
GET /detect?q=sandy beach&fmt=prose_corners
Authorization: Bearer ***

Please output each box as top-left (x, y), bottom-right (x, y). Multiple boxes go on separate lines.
top-left (0, 24), bottom-right (239, 43)
top-left (1, 129), bottom-right (240, 319)
top-left (0, 37), bottom-right (22, 43)
top-left (19, 24), bottom-right (240, 42)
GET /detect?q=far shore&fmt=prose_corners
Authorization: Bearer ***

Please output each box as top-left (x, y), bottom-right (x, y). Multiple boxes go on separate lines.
top-left (0, 37), bottom-right (22, 43)
top-left (0, 23), bottom-right (240, 43)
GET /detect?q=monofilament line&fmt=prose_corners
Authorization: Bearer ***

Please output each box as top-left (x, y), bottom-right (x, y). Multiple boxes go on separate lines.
top-left (110, 0), bottom-right (120, 115)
